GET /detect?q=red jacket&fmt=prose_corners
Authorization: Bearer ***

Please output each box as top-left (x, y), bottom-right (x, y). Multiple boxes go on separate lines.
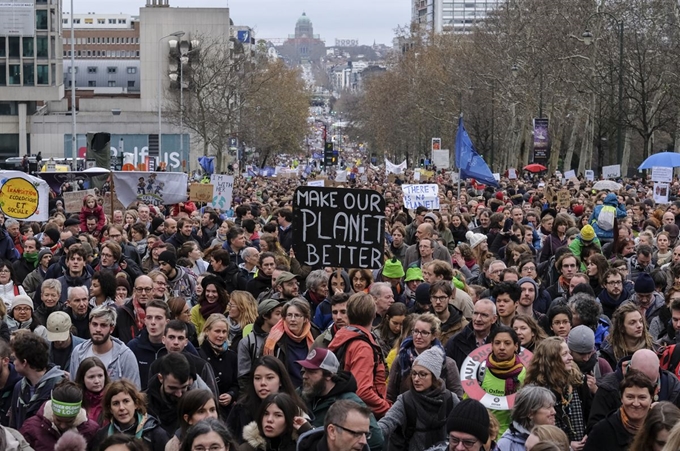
top-left (79, 200), bottom-right (106, 234)
top-left (20, 401), bottom-right (100, 451)
top-left (328, 325), bottom-right (392, 418)
top-left (171, 201), bottom-right (197, 216)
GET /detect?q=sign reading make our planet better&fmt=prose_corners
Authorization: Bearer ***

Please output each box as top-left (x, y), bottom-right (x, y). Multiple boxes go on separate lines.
top-left (292, 186), bottom-right (386, 269)
top-left (0, 171), bottom-right (49, 221)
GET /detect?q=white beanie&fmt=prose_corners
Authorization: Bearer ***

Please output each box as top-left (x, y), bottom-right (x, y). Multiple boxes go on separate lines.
top-left (413, 346), bottom-right (445, 379)
top-left (466, 231), bottom-right (487, 250)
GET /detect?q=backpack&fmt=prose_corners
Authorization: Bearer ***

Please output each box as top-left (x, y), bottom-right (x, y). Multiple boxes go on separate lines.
top-left (386, 390), bottom-right (455, 451)
top-left (596, 205), bottom-right (617, 231)
top-left (333, 326), bottom-right (385, 382)
top-left (658, 344), bottom-right (680, 379)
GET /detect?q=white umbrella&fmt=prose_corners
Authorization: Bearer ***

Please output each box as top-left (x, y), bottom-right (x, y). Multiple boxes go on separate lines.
top-left (82, 167), bottom-right (111, 173)
top-left (592, 180), bottom-right (622, 191)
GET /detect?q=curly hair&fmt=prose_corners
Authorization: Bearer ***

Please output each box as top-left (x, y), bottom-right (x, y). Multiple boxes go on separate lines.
top-left (524, 337), bottom-right (582, 395)
top-left (606, 303), bottom-right (654, 362)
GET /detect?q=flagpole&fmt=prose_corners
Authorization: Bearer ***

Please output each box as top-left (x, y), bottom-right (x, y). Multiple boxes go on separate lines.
top-left (457, 113), bottom-right (462, 203)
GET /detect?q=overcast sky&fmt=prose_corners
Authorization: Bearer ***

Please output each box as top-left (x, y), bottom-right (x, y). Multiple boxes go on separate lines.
top-left (73, 0), bottom-right (410, 46)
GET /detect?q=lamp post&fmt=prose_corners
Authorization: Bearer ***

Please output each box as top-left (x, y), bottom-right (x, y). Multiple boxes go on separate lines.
top-left (70, 0), bottom-right (76, 163)
top-left (158, 31), bottom-right (185, 158)
top-left (583, 13), bottom-right (624, 165)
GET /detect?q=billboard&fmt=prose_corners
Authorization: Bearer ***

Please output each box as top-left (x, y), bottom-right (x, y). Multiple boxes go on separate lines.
top-left (0, 0), bottom-right (35, 36)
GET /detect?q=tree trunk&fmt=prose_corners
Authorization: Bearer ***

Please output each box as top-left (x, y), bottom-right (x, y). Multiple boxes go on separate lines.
top-left (563, 110), bottom-right (580, 172)
top-left (621, 127), bottom-right (633, 177)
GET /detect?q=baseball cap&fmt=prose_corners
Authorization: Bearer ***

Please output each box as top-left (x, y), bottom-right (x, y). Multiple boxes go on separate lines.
top-left (46, 311), bottom-right (72, 342)
top-left (297, 348), bottom-right (340, 374)
top-left (258, 299), bottom-right (281, 316)
top-left (275, 271), bottom-right (299, 286)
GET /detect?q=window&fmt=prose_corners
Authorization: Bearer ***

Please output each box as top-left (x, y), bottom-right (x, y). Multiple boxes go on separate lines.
top-left (84, 18), bottom-right (93, 24)
top-left (107, 67), bottom-right (116, 74)
top-left (0, 37), bottom-right (4, 57)
top-left (106, 37), bottom-right (110, 44)
top-left (86, 50), bottom-right (91, 56)
top-left (67, 66), bottom-right (78, 73)
top-left (36, 10), bottom-right (48, 30)
top-left (9, 65), bottom-right (20, 84)
top-left (0, 64), bottom-right (5, 85)
top-left (87, 66), bottom-right (97, 73)
top-left (98, 19), bottom-right (105, 24)
top-left (88, 80), bottom-right (96, 87)
top-left (73, 19), bottom-right (80, 24)
top-left (23, 64), bottom-right (34, 86)
top-left (126, 67), bottom-right (136, 74)
top-left (119, 19), bottom-right (126, 24)
top-left (135, 38), bottom-right (139, 44)
top-left (37, 65), bottom-right (48, 84)
top-left (23, 37), bottom-right (34, 57)
top-left (135, 50), bottom-right (139, 57)
top-left (109, 19), bottom-right (116, 24)
top-left (87, 37), bottom-right (91, 44)
top-left (127, 80), bottom-right (135, 88)
top-left (9, 37), bottom-right (20, 58)
top-left (63, 18), bottom-right (68, 24)
top-left (115, 37), bottom-right (120, 44)
top-left (36, 37), bottom-right (48, 57)
top-left (108, 80), bottom-right (116, 87)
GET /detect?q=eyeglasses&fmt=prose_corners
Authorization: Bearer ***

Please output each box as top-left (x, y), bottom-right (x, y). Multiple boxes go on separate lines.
top-left (552, 320), bottom-right (570, 327)
top-left (411, 370), bottom-right (430, 379)
top-left (135, 287), bottom-right (153, 292)
top-left (332, 424), bottom-right (372, 440)
top-left (606, 280), bottom-right (623, 286)
top-left (192, 445), bottom-right (225, 451)
top-left (101, 252), bottom-right (114, 258)
top-left (431, 295), bottom-right (449, 303)
top-left (13, 306), bottom-right (31, 312)
top-left (286, 313), bottom-right (303, 320)
top-left (448, 435), bottom-right (479, 449)
top-left (413, 329), bottom-right (432, 337)
top-left (0, 269), bottom-right (10, 274)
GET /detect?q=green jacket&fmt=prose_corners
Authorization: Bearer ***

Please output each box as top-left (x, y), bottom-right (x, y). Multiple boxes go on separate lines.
top-left (568, 236), bottom-right (602, 271)
top-left (481, 366), bottom-right (527, 438)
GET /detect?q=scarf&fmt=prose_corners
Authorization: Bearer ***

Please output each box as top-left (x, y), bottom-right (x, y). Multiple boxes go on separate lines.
top-left (464, 258), bottom-right (476, 269)
top-left (23, 251), bottom-right (38, 267)
top-left (263, 319), bottom-right (314, 356)
top-left (619, 406), bottom-right (641, 434)
top-left (308, 290), bottom-right (325, 307)
top-left (486, 353), bottom-right (523, 394)
top-left (558, 276), bottom-right (570, 292)
top-left (132, 298), bottom-right (146, 332)
top-left (108, 412), bottom-right (147, 439)
top-left (200, 299), bottom-right (226, 319)
top-left (207, 337), bottom-right (228, 354)
top-left (227, 316), bottom-right (242, 343)
top-left (398, 337), bottom-right (444, 379)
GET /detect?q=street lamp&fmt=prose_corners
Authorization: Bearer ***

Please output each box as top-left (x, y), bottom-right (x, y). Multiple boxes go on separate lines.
top-left (158, 31), bottom-right (185, 158)
top-left (582, 12), bottom-right (624, 165)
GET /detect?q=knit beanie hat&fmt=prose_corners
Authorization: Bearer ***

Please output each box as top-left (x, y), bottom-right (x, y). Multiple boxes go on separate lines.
top-left (44, 228), bottom-right (60, 244)
top-left (415, 283), bottom-right (431, 305)
top-left (634, 272), bottom-right (655, 294)
top-left (447, 399), bottom-right (490, 444)
top-left (413, 346), bottom-right (444, 379)
top-left (11, 295), bottom-right (34, 312)
top-left (517, 277), bottom-right (538, 300)
top-left (383, 258), bottom-right (405, 279)
top-left (158, 250), bottom-right (177, 268)
top-left (466, 231), bottom-right (487, 250)
top-left (151, 216), bottom-right (164, 233)
top-left (38, 248), bottom-right (53, 262)
top-left (580, 224), bottom-right (596, 242)
top-left (404, 267), bottom-right (424, 282)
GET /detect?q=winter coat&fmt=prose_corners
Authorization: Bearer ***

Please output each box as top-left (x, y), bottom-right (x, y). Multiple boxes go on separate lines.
top-left (0, 364), bottom-right (22, 427)
top-left (587, 357), bottom-right (680, 432)
top-left (328, 325), bottom-right (391, 418)
top-left (9, 365), bottom-right (66, 429)
top-left (402, 242), bottom-right (452, 272)
top-left (91, 413), bottom-right (169, 451)
top-left (69, 337), bottom-right (141, 386)
top-left (198, 340), bottom-right (239, 418)
top-left (299, 371), bottom-right (384, 451)
top-left (20, 402), bottom-right (99, 451)
top-left (583, 410), bottom-right (633, 451)
top-left (389, 242), bottom-right (408, 266)
top-left (34, 303), bottom-right (65, 328)
top-left (226, 402), bottom-right (255, 444)
top-left (115, 298), bottom-right (142, 344)
top-left (238, 420), bottom-right (311, 451)
top-left (127, 328), bottom-right (167, 390)
top-left (445, 322), bottom-right (498, 370)
top-left (4, 316), bottom-right (47, 340)
top-left (22, 266), bottom-right (47, 299)
top-left (440, 305), bottom-right (468, 345)
top-left (496, 421), bottom-right (530, 451)
top-left (166, 266), bottom-right (197, 304)
top-left (0, 282), bottom-right (26, 311)
top-left (589, 193), bottom-right (627, 241)
top-left (246, 273), bottom-right (273, 300)
top-left (378, 386), bottom-right (458, 451)
top-left (539, 233), bottom-right (567, 264)
top-left (2, 426), bottom-right (32, 451)
top-left (48, 335), bottom-right (85, 374)
top-left (596, 284), bottom-right (634, 320)
top-left (237, 322), bottom-right (268, 390)
top-left (79, 202), bottom-right (106, 234)
top-left (56, 267), bottom-right (93, 304)
top-left (0, 229), bottom-right (19, 262)
top-left (278, 225), bottom-right (293, 253)
top-left (12, 258), bottom-right (33, 287)
top-left (147, 346), bottom-right (219, 398)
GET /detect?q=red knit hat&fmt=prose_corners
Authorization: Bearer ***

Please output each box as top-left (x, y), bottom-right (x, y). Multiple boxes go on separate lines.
top-left (495, 192), bottom-right (504, 200)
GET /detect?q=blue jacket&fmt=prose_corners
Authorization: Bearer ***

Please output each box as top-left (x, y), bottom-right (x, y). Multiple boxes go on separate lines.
top-left (127, 328), bottom-right (166, 391)
top-left (590, 193), bottom-right (627, 240)
top-left (0, 229), bottom-right (19, 262)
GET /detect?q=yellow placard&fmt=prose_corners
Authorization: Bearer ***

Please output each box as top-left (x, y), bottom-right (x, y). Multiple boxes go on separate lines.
top-left (0, 177), bottom-right (39, 219)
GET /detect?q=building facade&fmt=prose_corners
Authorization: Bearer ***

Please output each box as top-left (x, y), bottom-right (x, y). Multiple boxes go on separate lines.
top-left (62, 13), bottom-right (140, 60)
top-left (277, 13), bottom-right (325, 65)
top-left (413, 0), bottom-right (503, 33)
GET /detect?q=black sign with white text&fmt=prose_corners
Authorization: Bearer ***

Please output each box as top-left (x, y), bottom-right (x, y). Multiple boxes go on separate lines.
top-left (293, 187), bottom-right (386, 269)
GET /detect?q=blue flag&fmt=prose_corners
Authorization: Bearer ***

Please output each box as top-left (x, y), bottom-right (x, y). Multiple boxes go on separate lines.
top-left (198, 156), bottom-right (215, 175)
top-left (455, 117), bottom-right (498, 187)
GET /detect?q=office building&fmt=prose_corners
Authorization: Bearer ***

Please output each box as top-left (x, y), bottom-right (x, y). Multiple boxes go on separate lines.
top-left (413, 0), bottom-right (503, 34)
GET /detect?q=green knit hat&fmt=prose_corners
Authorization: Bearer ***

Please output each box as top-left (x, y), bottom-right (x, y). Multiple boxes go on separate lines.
top-left (383, 258), bottom-right (405, 279)
top-left (404, 267), bottom-right (424, 282)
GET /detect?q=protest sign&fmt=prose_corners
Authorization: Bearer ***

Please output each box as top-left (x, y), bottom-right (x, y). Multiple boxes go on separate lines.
top-left (413, 171), bottom-right (421, 181)
top-left (585, 170), bottom-right (594, 182)
top-left (209, 174), bottom-right (234, 210)
top-left (654, 182), bottom-right (669, 204)
top-left (189, 184), bottom-right (213, 203)
top-left (493, 173), bottom-right (501, 181)
top-left (508, 168), bottom-right (517, 180)
top-left (557, 189), bottom-right (570, 208)
top-left (63, 189), bottom-right (96, 213)
top-left (307, 179), bottom-right (325, 187)
top-left (432, 149), bottom-right (449, 169)
top-left (564, 170), bottom-right (576, 180)
top-left (0, 171), bottom-right (49, 221)
top-left (103, 192), bottom-right (125, 214)
top-left (292, 187), bottom-right (386, 269)
top-left (112, 172), bottom-right (188, 208)
top-left (402, 184), bottom-right (440, 210)
top-left (652, 166), bottom-right (673, 183)
top-left (602, 165), bottom-right (621, 179)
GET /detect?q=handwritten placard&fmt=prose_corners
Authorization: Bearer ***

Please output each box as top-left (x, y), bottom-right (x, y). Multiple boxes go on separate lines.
top-left (63, 189), bottom-right (96, 213)
top-left (585, 170), bottom-right (594, 182)
top-left (557, 189), bottom-right (570, 208)
top-left (602, 164), bottom-right (621, 179)
top-left (189, 184), bottom-right (214, 203)
top-left (209, 175), bottom-right (234, 210)
top-left (652, 166), bottom-right (673, 183)
top-left (401, 184), bottom-right (440, 210)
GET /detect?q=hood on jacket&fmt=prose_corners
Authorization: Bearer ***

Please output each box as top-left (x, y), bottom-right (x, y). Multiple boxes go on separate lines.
top-left (328, 270), bottom-right (351, 294)
top-left (324, 370), bottom-right (357, 399)
top-left (73, 336), bottom-right (130, 378)
top-left (328, 325), bottom-right (376, 352)
top-left (34, 365), bottom-right (66, 389)
top-left (604, 193), bottom-right (619, 205)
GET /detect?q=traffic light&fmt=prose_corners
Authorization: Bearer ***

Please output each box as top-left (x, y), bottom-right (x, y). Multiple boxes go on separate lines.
top-left (324, 142), bottom-right (334, 167)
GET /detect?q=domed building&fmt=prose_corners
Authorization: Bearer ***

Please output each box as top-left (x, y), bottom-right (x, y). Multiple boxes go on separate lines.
top-left (278, 12), bottom-right (326, 64)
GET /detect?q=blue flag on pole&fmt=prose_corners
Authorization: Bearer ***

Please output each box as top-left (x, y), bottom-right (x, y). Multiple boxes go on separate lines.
top-left (198, 156), bottom-right (215, 175)
top-left (455, 116), bottom-right (498, 187)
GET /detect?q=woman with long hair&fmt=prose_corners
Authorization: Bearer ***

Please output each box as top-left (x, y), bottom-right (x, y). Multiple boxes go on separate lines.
top-left (512, 315), bottom-right (548, 353)
top-left (655, 232), bottom-right (673, 266)
top-left (227, 356), bottom-right (307, 445)
top-left (449, 213), bottom-right (469, 247)
top-left (599, 303), bottom-right (654, 369)
top-left (629, 401), bottom-right (680, 451)
top-left (124, 210), bottom-right (138, 232)
top-left (379, 347), bottom-right (456, 451)
top-left (262, 298), bottom-right (315, 388)
top-left (190, 275), bottom-right (230, 334)
top-left (385, 313), bottom-right (417, 372)
top-left (374, 302), bottom-right (407, 359)
top-left (180, 418), bottom-right (233, 451)
top-left (389, 224), bottom-right (408, 265)
top-left (584, 369), bottom-right (654, 451)
top-left (238, 393), bottom-right (311, 451)
top-left (74, 356), bottom-right (111, 423)
top-left (525, 425), bottom-right (570, 451)
top-left (451, 243), bottom-right (480, 285)
top-left (524, 337), bottom-right (591, 449)
top-left (227, 291), bottom-right (258, 350)
top-left (165, 389), bottom-right (220, 451)
top-left (585, 254), bottom-right (609, 297)
top-left (91, 379), bottom-right (169, 451)
top-left (496, 385), bottom-right (557, 451)
top-left (0, 260), bottom-right (26, 310)
top-left (539, 213), bottom-right (573, 264)
top-left (129, 223), bottom-right (149, 257)
top-left (178, 241), bottom-right (208, 276)
top-left (198, 314), bottom-right (239, 419)
top-left (148, 269), bottom-right (169, 301)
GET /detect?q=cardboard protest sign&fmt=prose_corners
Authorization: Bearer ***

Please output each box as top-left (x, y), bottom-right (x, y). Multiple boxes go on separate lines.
top-left (63, 189), bottom-right (97, 213)
top-left (292, 187), bottom-right (385, 269)
top-left (402, 184), bottom-right (440, 210)
top-left (189, 184), bottom-right (214, 203)
top-left (307, 179), bottom-right (325, 187)
top-left (557, 189), bottom-right (570, 208)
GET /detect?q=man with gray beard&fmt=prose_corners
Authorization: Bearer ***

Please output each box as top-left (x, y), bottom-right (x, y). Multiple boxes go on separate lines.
top-left (297, 348), bottom-right (384, 451)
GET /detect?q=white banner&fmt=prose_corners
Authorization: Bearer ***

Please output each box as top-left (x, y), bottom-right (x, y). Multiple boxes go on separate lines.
top-left (654, 182), bottom-right (670, 204)
top-left (112, 171), bottom-right (188, 208)
top-left (652, 166), bottom-right (673, 183)
top-left (432, 149), bottom-right (450, 169)
top-left (602, 164), bottom-right (621, 179)
top-left (307, 179), bottom-right (324, 187)
top-left (210, 174), bottom-right (234, 210)
top-left (564, 170), bottom-right (576, 179)
top-left (402, 184), bottom-right (440, 210)
top-left (585, 170), bottom-right (594, 182)
top-left (0, 170), bottom-right (49, 221)
top-left (385, 158), bottom-right (407, 175)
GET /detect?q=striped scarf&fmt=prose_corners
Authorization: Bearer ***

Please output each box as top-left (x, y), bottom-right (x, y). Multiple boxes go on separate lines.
top-left (486, 353), bottom-right (523, 394)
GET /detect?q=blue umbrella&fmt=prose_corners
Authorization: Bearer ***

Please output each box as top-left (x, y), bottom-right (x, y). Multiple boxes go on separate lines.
top-left (638, 152), bottom-right (680, 169)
